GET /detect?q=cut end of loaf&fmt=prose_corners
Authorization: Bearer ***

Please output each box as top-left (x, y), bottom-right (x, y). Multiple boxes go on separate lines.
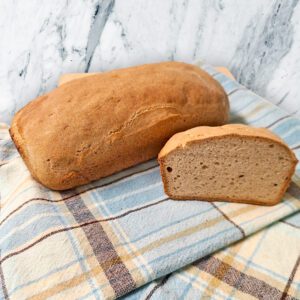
top-left (159, 131), bottom-right (297, 206)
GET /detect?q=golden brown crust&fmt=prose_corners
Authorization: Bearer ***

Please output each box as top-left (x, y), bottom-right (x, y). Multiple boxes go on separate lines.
top-left (158, 124), bottom-right (298, 206)
top-left (158, 124), bottom-right (289, 158)
top-left (10, 61), bottom-right (229, 190)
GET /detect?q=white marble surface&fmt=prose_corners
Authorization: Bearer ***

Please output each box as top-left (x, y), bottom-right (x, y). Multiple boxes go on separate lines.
top-left (1, 0), bottom-right (300, 124)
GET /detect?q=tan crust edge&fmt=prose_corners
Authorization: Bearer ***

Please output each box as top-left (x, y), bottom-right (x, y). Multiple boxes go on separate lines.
top-left (58, 67), bottom-right (234, 86)
top-left (158, 133), bottom-right (298, 206)
top-left (9, 116), bottom-right (41, 184)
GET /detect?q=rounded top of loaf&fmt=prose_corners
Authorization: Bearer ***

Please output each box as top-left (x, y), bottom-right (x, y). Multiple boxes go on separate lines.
top-left (158, 124), bottom-right (297, 163)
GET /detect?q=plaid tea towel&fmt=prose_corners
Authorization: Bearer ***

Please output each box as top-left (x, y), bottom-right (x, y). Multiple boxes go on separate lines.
top-left (1, 64), bottom-right (300, 299)
top-left (124, 211), bottom-right (300, 300)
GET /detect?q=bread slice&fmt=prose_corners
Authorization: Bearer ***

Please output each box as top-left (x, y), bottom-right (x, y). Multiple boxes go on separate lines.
top-left (158, 124), bottom-right (298, 205)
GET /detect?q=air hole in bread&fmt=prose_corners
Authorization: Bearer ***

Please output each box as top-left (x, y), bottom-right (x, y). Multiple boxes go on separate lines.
top-left (167, 167), bottom-right (173, 172)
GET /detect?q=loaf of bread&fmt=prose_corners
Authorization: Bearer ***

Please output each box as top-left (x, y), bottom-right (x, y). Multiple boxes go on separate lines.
top-left (158, 124), bottom-right (297, 205)
top-left (10, 62), bottom-right (229, 190)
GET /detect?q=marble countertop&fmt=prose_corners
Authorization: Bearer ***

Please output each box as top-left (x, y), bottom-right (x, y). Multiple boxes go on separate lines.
top-left (1, 0), bottom-right (300, 124)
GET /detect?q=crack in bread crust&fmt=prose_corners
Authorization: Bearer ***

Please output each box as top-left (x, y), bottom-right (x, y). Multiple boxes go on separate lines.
top-left (107, 105), bottom-right (182, 139)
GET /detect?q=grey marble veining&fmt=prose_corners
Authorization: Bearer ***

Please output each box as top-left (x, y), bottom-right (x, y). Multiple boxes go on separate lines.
top-left (1, 0), bottom-right (300, 124)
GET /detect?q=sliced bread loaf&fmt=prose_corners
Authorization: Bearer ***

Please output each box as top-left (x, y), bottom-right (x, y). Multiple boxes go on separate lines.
top-left (158, 124), bottom-right (298, 205)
